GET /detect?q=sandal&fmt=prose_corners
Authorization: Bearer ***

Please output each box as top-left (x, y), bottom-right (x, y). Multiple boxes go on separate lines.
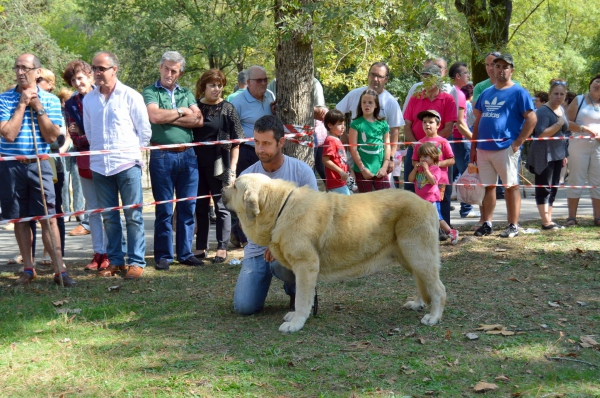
top-left (7, 254), bottom-right (23, 264)
top-left (565, 217), bottom-right (578, 227)
top-left (39, 255), bottom-right (52, 266)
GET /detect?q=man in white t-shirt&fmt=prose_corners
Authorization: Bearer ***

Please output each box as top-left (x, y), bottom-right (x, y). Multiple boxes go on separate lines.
top-left (233, 115), bottom-right (318, 315)
top-left (336, 62), bottom-right (403, 172)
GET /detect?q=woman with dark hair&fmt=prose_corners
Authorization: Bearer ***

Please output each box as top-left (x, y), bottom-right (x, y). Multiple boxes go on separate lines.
top-left (565, 74), bottom-right (600, 226)
top-left (526, 79), bottom-right (569, 230)
top-left (193, 69), bottom-right (244, 263)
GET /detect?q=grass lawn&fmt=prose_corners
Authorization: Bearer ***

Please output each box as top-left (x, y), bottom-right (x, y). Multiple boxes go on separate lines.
top-left (1, 217), bottom-right (599, 397)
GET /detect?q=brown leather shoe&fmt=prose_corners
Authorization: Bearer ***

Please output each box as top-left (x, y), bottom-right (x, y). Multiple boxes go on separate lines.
top-left (98, 265), bottom-right (127, 277)
top-left (68, 224), bottom-right (90, 236)
top-left (124, 265), bottom-right (144, 279)
top-left (14, 269), bottom-right (37, 285)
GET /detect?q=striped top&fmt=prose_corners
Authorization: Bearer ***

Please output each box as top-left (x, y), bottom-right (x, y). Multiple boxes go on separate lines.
top-left (0, 87), bottom-right (63, 156)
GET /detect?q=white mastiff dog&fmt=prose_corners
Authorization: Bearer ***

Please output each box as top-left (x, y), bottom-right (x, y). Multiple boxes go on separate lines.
top-left (222, 173), bottom-right (446, 332)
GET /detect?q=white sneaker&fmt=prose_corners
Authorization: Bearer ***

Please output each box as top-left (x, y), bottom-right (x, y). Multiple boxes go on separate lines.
top-left (464, 211), bottom-right (481, 218)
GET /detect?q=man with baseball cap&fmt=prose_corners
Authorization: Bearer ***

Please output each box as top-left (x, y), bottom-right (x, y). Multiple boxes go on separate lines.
top-left (470, 53), bottom-right (536, 238)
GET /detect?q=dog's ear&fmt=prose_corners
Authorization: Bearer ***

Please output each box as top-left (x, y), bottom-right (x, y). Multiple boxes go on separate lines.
top-left (243, 189), bottom-right (260, 221)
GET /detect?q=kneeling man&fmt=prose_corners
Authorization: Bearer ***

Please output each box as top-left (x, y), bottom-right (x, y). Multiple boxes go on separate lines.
top-left (233, 115), bottom-right (317, 314)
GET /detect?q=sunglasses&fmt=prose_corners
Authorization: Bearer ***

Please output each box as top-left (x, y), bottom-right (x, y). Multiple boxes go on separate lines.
top-left (248, 78), bottom-right (268, 84)
top-left (92, 66), bottom-right (115, 73)
top-left (551, 81), bottom-right (567, 86)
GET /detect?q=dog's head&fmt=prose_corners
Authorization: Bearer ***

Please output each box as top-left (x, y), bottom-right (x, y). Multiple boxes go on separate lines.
top-left (222, 173), bottom-right (273, 222)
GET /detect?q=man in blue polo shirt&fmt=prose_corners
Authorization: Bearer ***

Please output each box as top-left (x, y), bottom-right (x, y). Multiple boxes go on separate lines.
top-left (0, 53), bottom-right (76, 287)
top-left (229, 65), bottom-right (276, 247)
top-left (230, 65), bottom-right (276, 175)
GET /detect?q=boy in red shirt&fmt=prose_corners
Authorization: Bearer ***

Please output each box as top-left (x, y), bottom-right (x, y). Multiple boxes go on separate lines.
top-left (322, 109), bottom-right (350, 195)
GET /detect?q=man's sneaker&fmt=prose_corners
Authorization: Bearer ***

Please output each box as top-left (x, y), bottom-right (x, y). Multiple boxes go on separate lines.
top-left (500, 223), bottom-right (520, 238)
top-left (85, 253), bottom-right (102, 271)
top-left (448, 229), bottom-right (459, 245)
top-left (474, 222), bottom-right (493, 237)
top-left (439, 228), bottom-right (448, 241)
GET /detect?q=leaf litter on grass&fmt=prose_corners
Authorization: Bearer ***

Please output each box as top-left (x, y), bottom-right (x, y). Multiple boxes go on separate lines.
top-left (1, 217), bottom-right (599, 396)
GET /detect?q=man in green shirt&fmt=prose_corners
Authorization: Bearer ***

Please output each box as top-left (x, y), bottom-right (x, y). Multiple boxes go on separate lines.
top-left (226, 70), bottom-right (247, 102)
top-left (142, 51), bottom-right (204, 270)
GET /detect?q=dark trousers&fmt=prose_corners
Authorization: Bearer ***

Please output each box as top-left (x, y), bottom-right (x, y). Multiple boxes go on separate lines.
top-left (196, 165), bottom-right (230, 251)
top-left (314, 146), bottom-right (325, 181)
top-left (534, 160), bottom-right (563, 206)
top-left (31, 171), bottom-right (65, 256)
top-left (232, 145), bottom-right (259, 245)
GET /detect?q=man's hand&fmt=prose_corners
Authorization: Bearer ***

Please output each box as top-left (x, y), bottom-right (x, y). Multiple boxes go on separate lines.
top-left (20, 89), bottom-right (41, 110)
top-left (314, 107), bottom-right (327, 121)
top-left (180, 107), bottom-right (194, 117)
top-left (264, 248), bottom-right (275, 263)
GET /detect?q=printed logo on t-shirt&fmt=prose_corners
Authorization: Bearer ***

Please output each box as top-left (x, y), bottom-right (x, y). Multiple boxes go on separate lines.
top-left (482, 97), bottom-right (505, 119)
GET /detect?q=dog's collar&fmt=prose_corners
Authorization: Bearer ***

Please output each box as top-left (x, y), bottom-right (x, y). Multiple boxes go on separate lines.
top-left (275, 189), bottom-right (295, 225)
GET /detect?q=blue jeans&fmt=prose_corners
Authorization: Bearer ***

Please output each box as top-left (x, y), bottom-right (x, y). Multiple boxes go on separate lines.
top-left (451, 138), bottom-right (473, 217)
top-left (149, 148), bottom-right (198, 263)
top-left (62, 156), bottom-right (85, 215)
top-left (328, 185), bottom-right (351, 195)
top-left (92, 166), bottom-right (146, 267)
top-left (234, 255), bottom-right (296, 315)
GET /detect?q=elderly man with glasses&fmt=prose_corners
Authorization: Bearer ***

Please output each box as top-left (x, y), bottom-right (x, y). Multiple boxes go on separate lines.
top-left (83, 51), bottom-right (152, 279)
top-left (0, 53), bottom-right (76, 287)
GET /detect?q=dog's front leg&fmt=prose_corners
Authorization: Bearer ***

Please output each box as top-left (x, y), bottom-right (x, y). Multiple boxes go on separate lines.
top-left (279, 265), bottom-right (318, 333)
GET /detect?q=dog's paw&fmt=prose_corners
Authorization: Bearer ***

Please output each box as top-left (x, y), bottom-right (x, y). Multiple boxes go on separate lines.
top-left (279, 318), bottom-right (306, 333)
top-left (403, 300), bottom-right (425, 311)
top-left (283, 311), bottom-right (295, 322)
top-left (420, 313), bottom-right (440, 326)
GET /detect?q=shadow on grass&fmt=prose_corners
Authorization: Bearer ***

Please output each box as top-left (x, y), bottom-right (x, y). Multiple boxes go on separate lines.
top-left (1, 219), bottom-right (599, 397)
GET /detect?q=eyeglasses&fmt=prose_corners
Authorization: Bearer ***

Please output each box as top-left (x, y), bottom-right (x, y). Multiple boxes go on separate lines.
top-left (458, 71), bottom-right (471, 76)
top-left (486, 51), bottom-right (502, 58)
top-left (248, 78), bottom-right (268, 84)
top-left (369, 72), bottom-right (388, 80)
top-left (92, 66), bottom-right (115, 73)
top-left (13, 66), bottom-right (37, 73)
top-left (551, 81), bottom-right (567, 86)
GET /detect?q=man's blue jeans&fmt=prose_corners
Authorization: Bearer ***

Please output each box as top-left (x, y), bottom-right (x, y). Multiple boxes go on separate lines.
top-left (403, 145), bottom-right (415, 193)
top-left (451, 138), bottom-right (473, 217)
top-left (92, 166), bottom-right (146, 267)
top-left (234, 254), bottom-right (296, 315)
top-left (149, 148), bottom-right (198, 263)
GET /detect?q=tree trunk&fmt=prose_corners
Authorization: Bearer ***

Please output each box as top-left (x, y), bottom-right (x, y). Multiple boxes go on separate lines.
top-left (455, 0), bottom-right (512, 84)
top-left (274, 0), bottom-right (315, 167)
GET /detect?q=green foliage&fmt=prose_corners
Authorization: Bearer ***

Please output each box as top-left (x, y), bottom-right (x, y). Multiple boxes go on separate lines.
top-left (0, 0), bottom-right (76, 90)
top-left (507, 0), bottom-right (600, 94)
top-left (77, 0), bottom-right (275, 91)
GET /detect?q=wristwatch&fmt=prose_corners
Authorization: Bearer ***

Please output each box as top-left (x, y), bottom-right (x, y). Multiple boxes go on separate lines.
top-left (176, 107), bottom-right (183, 118)
top-left (360, 166), bottom-right (366, 172)
top-left (36, 109), bottom-right (46, 117)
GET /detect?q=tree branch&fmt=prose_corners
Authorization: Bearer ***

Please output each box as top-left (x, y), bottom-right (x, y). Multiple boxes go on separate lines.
top-left (507, 0), bottom-right (546, 44)
top-left (545, 355), bottom-right (598, 368)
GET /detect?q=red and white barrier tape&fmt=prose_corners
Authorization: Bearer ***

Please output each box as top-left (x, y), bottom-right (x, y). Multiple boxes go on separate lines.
top-left (2, 180), bottom-right (599, 226)
top-left (0, 194), bottom-right (216, 225)
top-left (0, 126), bottom-right (314, 162)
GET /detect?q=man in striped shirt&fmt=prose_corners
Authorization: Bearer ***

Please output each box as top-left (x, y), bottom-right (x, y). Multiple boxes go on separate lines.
top-left (0, 53), bottom-right (76, 287)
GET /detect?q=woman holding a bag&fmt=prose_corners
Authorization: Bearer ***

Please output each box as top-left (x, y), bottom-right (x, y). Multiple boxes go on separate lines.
top-left (62, 60), bottom-right (109, 271)
top-left (193, 70), bottom-right (244, 263)
top-left (565, 74), bottom-right (600, 226)
top-left (526, 79), bottom-right (568, 230)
